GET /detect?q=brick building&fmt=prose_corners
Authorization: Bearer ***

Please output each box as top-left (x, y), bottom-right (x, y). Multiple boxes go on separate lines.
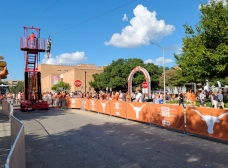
top-left (38, 64), bottom-right (104, 93)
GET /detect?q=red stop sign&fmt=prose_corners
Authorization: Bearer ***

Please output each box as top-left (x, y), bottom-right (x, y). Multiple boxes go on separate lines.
top-left (74, 80), bottom-right (82, 87)
top-left (142, 82), bottom-right (148, 88)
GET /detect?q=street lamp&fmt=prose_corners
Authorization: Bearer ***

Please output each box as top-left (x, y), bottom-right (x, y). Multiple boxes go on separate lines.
top-left (150, 42), bottom-right (166, 103)
top-left (85, 71), bottom-right (87, 93)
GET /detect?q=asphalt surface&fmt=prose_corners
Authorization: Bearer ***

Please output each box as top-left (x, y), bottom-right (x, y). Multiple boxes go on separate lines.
top-left (0, 112), bottom-right (10, 168)
top-left (10, 108), bottom-right (228, 168)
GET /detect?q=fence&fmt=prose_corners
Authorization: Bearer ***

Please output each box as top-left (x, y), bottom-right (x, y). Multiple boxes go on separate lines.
top-left (3, 101), bottom-right (26, 168)
top-left (2, 100), bottom-right (12, 119)
top-left (66, 98), bottom-right (228, 142)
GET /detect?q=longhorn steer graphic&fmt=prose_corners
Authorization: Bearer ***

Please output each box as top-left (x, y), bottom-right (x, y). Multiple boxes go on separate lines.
top-left (192, 109), bottom-right (228, 134)
top-left (99, 101), bottom-right (108, 112)
top-left (129, 103), bottom-right (146, 119)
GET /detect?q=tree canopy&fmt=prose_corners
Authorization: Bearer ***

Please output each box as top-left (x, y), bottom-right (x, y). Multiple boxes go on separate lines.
top-left (9, 81), bottom-right (24, 93)
top-left (89, 58), bottom-right (163, 91)
top-left (51, 81), bottom-right (71, 93)
top-left (175, 0), bottom-right (228, 85)
top-left (159, 69), bottom-right (182, 88)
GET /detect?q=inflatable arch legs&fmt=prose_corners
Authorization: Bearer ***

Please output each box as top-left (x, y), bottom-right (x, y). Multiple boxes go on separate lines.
top-left (127, 66), bottom-right (151, 99)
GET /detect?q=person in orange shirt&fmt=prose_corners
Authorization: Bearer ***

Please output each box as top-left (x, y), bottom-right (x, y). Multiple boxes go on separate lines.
top-left (189, 91), bottom-right (196, 106)
top-left (99, 91), bottom-right (103, 100)
top-left (126, 92), bottom-right (131, 102)
top-left (113, 92), bottom-right (119, 101)
top-left (185, 90), bottom-right (191, 106)
top-left (89, 92), bottom-right (93, 99)
top-left (28, 32), bottom-right (36, 48)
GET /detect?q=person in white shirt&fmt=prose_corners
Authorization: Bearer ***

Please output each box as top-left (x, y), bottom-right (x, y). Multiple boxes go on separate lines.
top-left (135, 87), bottom-right (143, 102)
top-left (17, 92), bottom-right (21, 104)
top-left (70, 92), bottom-right (73, 98)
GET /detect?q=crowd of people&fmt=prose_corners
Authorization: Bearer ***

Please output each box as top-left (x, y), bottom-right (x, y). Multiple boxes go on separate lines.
top-left (1, 88), bottom-right (227, 109)
top-left (176, 89), bottom-right (228, 109)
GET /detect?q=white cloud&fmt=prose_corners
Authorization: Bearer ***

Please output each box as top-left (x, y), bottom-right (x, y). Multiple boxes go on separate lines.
top-left (105, 4), bottom-right (175, 48)
top-left (122, 14), bottom-right (128, 21)
top-left (174, 46), bottom-right (183, 55)
top-left (42, 51), bottom-right (87, 65)
top-left (144, 59), bottom-right (153, 64)
top-left (155, 57), bottom-right (173, 65)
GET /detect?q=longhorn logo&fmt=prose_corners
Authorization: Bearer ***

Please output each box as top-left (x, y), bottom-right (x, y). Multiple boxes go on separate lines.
top-left (129, 103), bottom-right (146, 119)
top-left (191, 109), bottom-right (228, 134)
top-left (99, 101), bottom-right (108, 112)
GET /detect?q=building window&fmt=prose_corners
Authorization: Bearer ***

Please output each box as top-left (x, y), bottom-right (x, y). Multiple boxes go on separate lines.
top-left (61, 78), bottom-right (63, 82)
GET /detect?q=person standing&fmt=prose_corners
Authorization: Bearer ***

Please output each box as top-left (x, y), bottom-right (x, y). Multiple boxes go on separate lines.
top-left (212, 91), bottom-right (219, 109)
top-left (218, 90), bottom-right (224, 109)
top-left (135, 87), bottom-right (143, 102)
top-left (126, 92), bottom-right (131, 102)
top-left (118, 90), bottom-right (123, 101)
top-left (199, 90), bottom-right (206, 107)
top-left (178, 92), bottom-right (185, 108)
top-left (186, 90), bottom-right (191, 106)
top-left (17, 92), bottom-right (21, 105)
top-left (190, 92), bottom-right (196, 106)
top-left (28, 32), bottom-right (36, 48)
top-left (12, 92), bottom-right (15, 104)
top-left (122, 92), bottom-right (126, 102)
top-left (209, 91), bottom-right (214, 108)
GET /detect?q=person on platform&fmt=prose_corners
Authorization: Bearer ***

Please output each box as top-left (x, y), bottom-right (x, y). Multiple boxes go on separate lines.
top-left (28, 32), bottom-right (36, 48)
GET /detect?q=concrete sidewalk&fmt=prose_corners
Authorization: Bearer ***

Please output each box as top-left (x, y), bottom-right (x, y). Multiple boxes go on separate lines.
top-left (0, 108), bottom-right (11, 168)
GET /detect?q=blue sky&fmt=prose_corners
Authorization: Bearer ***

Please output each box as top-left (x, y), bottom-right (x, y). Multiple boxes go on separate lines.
top-left (0, 0), bottom-right (220, 80)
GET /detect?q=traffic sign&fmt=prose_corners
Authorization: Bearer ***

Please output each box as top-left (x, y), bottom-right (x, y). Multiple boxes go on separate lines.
top-left (74, 80), bottom-right (82, 87)
top-left (142, 82), bottom-right (148, 88)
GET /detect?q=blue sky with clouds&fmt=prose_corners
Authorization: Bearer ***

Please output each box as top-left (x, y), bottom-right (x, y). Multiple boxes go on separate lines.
top-left (0, 0), bottom-right (222, 80)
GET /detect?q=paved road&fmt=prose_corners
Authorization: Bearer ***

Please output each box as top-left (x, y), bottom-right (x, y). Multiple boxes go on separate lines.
top-left (0, 108), bottom-right (10, 168)
top-left (13, 108), bottom-right (228, 168)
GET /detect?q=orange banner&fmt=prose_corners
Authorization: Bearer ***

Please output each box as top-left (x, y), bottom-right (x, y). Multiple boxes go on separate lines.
top-left (186, 107), bottom-right (228, 141)
top-left (109, 100), bottom-right (127, 118)
top-left (66, 98), bottom-right (82, 109)
top-left (126, 102), bottom-right (150, 123)
top-left (97, 100), bottom-right (111, 115)
top-left (151, 104), bottom-right (184, 130)
top-left (87, 99), bottom-right (99, 112)
top-left (84, 98), bottom-right (90, 110)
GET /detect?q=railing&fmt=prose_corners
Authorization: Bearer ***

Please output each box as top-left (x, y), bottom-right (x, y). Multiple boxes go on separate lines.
top-left (2, 100), bottom-right (12, 119)
top-left (3, 102), bottom-right (26, 168)
top-left (20, 37), bottom-right (46, 51)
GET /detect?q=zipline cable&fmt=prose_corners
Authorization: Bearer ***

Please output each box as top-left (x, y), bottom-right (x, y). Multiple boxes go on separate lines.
top-left (32, 0), bottom-right (59, 24)
top-left (51, 0), bottom-right (137, 36)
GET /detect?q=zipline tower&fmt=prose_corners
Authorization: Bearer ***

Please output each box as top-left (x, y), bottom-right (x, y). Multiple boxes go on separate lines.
top-left (20, 26), bottom-right (48, 111)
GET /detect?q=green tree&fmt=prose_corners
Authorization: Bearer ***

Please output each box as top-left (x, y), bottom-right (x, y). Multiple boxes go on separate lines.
top-left (175, 0), bottom-right (228, 85)
top-left (159, 69), bottom-right (181, 89)
top-left (51, 81), bottom-right (71, 92)
top-left (9, 81), bottom-right (24, 93)
top-left (89, 58), bottom-right (163, 91)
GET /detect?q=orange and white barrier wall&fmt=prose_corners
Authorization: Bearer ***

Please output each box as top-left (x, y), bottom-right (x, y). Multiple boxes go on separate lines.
top-left (186, 107), bottom-right (228, 141)
top-left (66, 98), bottom-right (228, 142)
